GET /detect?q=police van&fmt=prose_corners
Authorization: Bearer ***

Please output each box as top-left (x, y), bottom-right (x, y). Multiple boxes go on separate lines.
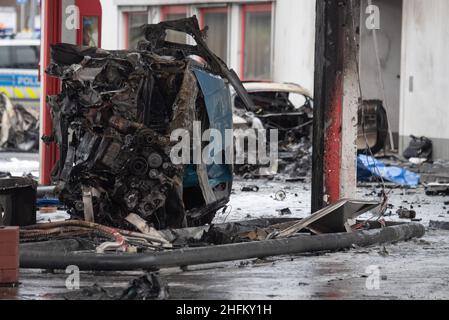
top-left (0, 38), bottom-right (40, 112)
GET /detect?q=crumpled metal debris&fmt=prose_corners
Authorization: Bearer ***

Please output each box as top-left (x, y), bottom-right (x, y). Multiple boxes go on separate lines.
top-left (120, 273), bottom-right (168, 300)
top-left (425, 182), bottom-right (449, 196)
top-left (45, 17), bottom-right (250, 230)
top-left (274, 190), bottom-right (287, 201)
top-left (0, 93), bottom-right (39, 152)
top-left (397, 208), bottom-right (417, 220)
top-left (429, 220), bottom-right (449, 231)
top-left (241, 185), bottom-right (259, 192)
top-left (235, 127), bottom-right (313, 179)
top-left (278, 208), bottom-right (292, 216)
top-left (64, 273), bottom-right (168, 300)
top-left (403, 135), bottom-right (433, 161)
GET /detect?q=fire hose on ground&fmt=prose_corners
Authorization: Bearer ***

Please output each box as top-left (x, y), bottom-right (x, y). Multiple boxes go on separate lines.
top-left (19, 223), bottom-right (425, 271)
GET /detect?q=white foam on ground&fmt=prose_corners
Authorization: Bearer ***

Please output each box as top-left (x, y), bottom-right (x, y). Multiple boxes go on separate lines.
top-left (0, 156), bottom-right (39, 177)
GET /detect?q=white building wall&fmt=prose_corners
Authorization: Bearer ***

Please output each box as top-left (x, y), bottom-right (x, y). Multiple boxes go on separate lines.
top-left (100, 0), bottom-right (120, 50)
top-left (273, 0), bottom-right (315, 92)
top-left (100, 0), bottom-right (316, 92)
top-left (400, 0), bottom-right (449, 159)
top-left (359, 0), bottom-right (402, 143)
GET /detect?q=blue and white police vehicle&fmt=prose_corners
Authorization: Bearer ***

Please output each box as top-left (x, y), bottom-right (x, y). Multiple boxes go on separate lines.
top-left (0, 38), bottom-right (40, 112)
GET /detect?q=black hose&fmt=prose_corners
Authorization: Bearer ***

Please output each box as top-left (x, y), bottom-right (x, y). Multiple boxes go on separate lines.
top-left (20, 223), bottom-right (425, 271)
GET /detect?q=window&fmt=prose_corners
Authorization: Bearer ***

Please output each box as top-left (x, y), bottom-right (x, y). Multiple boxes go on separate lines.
top-left (161, 6), bottom-right (188, 44)
top-left (200, 7), bottom-right (228, 62)
top-left (241, 4), bottom-right (273, 80)
top-left (0, 46), bottom-right (11, 68)
top-left (125, 12), bottom-right (148, 49)
top-left (0, 46), bottom-right (40, 69)
top-left (13, 46), bottom-right (39, 69)
top-left (83, 16), bottom-right (99, 47)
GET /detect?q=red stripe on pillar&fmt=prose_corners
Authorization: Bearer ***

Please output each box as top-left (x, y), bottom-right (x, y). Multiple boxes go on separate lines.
top-left (324, 72), bottom-right (343, 203)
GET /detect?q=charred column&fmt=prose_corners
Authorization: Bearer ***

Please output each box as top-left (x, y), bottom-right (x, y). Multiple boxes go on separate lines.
top-left (312, 0), bottom-right (359, 212)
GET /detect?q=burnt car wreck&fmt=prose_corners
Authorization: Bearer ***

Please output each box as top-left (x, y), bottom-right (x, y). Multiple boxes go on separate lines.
top-left (233, 82), bottom-right (314, 178)
top-left (44, 17), bottom-right (252, 230)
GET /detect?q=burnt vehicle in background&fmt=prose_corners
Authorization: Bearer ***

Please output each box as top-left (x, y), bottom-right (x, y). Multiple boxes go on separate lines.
top-left (233, 82), bottom-right (313, 141)
top-left (44, 17), bottom-right (255, 230)
top-left (0, 92), bottom-right (39, 152)
top-left (233, 82), bottom-right (389, 178)
top-left (233, 82), bottom-right (313, 178)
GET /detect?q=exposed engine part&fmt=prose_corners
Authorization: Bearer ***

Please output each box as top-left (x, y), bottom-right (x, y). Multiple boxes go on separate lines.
top-left (45, 17), bottom-right (239, 230)
top-left (148, 153), bottom-right (163, 169)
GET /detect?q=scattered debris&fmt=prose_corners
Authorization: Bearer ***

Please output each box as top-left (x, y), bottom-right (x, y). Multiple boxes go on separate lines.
top-left (425, 183), bottom-right (449, 196)
top-left (20, 220), bottom-right (171, 252)
top-left (286, 177), bottom-right (306, 183)
top-left (241, 185), bottom-right (260, 192)
top-left (378, 246), bottom-right (389, 257)
top-left (409, 158), bottom-right (428, 165)
top-left (278, 208), bottom-right (292, 216)
top-left (72, 283), bottom-right (114, 300)
top-left (240, 228), bottom-right (269, 241)
top-left (64, 273), bottom-right (168, 300)
top-left (119, 273), bottom-right (168, 300)
top-left (0, 93), bottom-right (39, 152)
top-left (274, 190), bottom-right (287, 201)
top-left (416, 159), bottom-right (449, 184)
top-left (403, 136), bottom-right (433, 162)
top-left (397, 208), bottom-right (417, 220)
top-left (429, 220), bottom-right (449, 231)
top-left (274, 199), bottom-right (380, 237)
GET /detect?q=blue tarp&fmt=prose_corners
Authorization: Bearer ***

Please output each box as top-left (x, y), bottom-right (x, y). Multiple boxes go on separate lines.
top-left (357, 154), bottom-right (420, 187)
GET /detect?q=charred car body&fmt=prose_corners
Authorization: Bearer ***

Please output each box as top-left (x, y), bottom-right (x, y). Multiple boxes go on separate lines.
top-left (45, 17), bottom-right (254, 230)
top-left (232, 82), bottom-right (389, 178)
top-left (0, 93), bottom-right (39, 152)
top-left (233, 82), bottom-right (313, 178)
